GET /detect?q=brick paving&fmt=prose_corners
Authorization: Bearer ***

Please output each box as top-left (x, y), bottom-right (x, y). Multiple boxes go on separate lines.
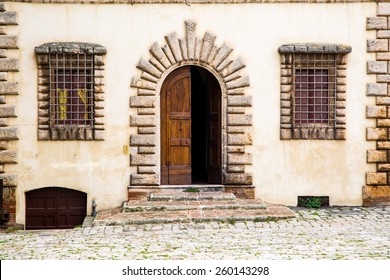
top-left (1, 207), bottom-right (390, 260)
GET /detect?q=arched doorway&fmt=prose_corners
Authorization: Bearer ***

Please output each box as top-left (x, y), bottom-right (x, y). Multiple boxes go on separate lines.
top-left (160, 66), bottom-right (221, 185)
top-left (129, 20), bottom-right (253, 192)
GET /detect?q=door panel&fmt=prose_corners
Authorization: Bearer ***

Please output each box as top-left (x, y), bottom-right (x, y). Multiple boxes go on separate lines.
top-left (207, 76), bottom-right (222, 183)
top-left (26, 187), bottom-right (86, 230)
top-left (161, 67), bottom-right (192, 185)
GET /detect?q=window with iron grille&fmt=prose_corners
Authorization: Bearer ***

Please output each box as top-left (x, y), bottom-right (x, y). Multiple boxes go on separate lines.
top-left (278, 44), bottom-right (351, 140)
top-left (35, 43), bottom-right (106, 141)
top-left (49, 54), bottom-right (94, 127)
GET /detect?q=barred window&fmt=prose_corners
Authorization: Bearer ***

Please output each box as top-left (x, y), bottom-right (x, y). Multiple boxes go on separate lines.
top-left (278, 44), bottom-right (351, 140)
top-left (293, 53), bottom-right (336, 126)
top-left (35, 42), bottom-right (106, 141)
top-left (49, 54), bottom-right (94, 126)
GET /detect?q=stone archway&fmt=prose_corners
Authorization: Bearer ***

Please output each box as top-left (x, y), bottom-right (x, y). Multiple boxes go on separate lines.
top-left (129, 20), bottom-right (253, 197)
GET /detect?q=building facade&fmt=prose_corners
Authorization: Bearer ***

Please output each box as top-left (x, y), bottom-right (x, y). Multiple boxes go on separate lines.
top-left (0, 0), bottom-right (389, 228)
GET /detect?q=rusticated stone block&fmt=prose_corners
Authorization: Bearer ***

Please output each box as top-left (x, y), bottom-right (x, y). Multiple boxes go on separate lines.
top-left (223, 173), bottom-right (252, 185)
top-left (130, 174), bottom-right (159, 186)
top-left (227, 114), bottom-right (252, 126)
top-left (227, 96), bottom-right (251, 107)
top-left (0, 35), bottom-right (17, 49)
top-left (378, 3), bottom-right (390, 16)
top-left (138, 166), bottom-right (158, 174)
top-left (227, 107), bottom-right (245, 114)
top-left (280, 129), bottom-right (292, 140)
top-left (367, 39), bottom-right (388, 52)
top-left (138, 127), bottom-right (156, 134)
top-left (0, 71), bottom-right (6, 81)
top-left (367, 83), bottom-right (387, 96)
top-left (129, 96), bottom-right (155, 108)
top-left (227, 146), bottom-right (245, 153)
top-left (366, 172), bottom-right (387, 185)
top-left (0, 105), bottom-right (16, 118)
top-left (377, 164), bottom-right (390, 171)
top-left (227, 134), bottom-right (252, 145)
top-left (363, 185), bottom-right (390, 206)
top-left (137, 108), bottom-right (155, 115)
top-left (38, 129), bottom-right (50, 140)
top-left (0, 12), bottom-right (17, 25)
top-left (130, 154), bottom-right (156, 166)
top-left (227, 165), bottom-right (245, 173)
top-left (130, 116), bottom-right (157, 127)
top-left (227, 153), bottom-right (252, 165)
top-left (366, 17), bottom-right (387, 30)
top-left (367, 128), bottom-right (387, 140)
top-left (0, 82), bottom-right (18, 95)
top-left (226, 76), bottom-right (250, 90)
top-left (0, 58), bottom-right (18, 72)
top-left (367, 150), bottom-right (387, 163)
top-left (366, 106), bottom-right (387, 118)
top-left (138, 146), bottom-right (156, 154)
top-left (0, 150), bottom-right (16, 164)
top-left (130, 135), bottom-right (156, 146)
top-left (0, 127), bottom-right (17, 140)
top-left (130, 77), bottom-right (156, 91)
top-left (367, 61), bottom-right (387, 74)
top-left (376, 75), bottom-right (390, 83)
top-left (376, 97), bottom-right (390, 105)
top-left (377, 141), bottom-right (390, 149)
top-left (377, 119), bottom-right (390, 127)
top-left (378, 30), bottom-right (390, 39)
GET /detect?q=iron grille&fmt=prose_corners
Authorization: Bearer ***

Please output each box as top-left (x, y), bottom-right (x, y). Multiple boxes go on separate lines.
top-left (292, 53), bottom-right (337, 127)
top-left (49, 53), bottom-right (94, 127)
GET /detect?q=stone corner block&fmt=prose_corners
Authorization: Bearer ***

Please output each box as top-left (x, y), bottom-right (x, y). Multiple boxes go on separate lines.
top-left (366, 172), bottom-right (387, 185)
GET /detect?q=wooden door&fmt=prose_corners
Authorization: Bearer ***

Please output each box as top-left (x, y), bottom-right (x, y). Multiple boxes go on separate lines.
top-left (207, 76), bottom-right (222, 183)
top-left (161, 67), bottom-right (192, 185)
top-left (25, 187), bottom-right (87, 230)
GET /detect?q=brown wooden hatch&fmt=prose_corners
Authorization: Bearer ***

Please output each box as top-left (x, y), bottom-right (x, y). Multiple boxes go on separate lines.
top-left (25, 187), bottom-right (87, 230)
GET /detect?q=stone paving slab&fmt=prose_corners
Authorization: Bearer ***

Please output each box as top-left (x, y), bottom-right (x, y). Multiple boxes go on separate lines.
top-left (1, 207), bottom-right (390, 260)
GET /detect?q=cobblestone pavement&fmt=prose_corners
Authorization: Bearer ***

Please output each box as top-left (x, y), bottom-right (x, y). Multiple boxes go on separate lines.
top-left (1, 207), bottom-right (390, 260)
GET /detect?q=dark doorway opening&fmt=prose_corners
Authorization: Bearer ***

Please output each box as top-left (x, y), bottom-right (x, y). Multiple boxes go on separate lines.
top-left (191, 67), bottom-right (221, 184)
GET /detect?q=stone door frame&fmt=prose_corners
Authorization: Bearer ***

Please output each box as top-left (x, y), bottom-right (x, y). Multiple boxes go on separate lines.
top-left (129, 20), bottom-right (253, 196)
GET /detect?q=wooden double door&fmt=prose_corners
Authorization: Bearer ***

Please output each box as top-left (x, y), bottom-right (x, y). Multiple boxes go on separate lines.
top-left (161, 66), bottom-right (221, 185)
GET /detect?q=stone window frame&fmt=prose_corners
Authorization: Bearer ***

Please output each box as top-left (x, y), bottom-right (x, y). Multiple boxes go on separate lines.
top-left (34, 42), bottom-right (106, 141)
top-left (278, 44), bottom-right (351, 140)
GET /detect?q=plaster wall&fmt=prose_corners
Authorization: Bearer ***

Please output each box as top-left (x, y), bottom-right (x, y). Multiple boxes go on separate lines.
top-left (6, 2), bottom-right (376, 224)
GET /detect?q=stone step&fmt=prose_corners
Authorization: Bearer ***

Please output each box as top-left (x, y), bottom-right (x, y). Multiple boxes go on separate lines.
top-left (148, 191), bottom-right (236, 201)
top-left (123, 199), bottom-right (266, 212)
top-left (92, 205), bottom-right (296, 226)
top-left (158, 185), bottom-right (224, 192)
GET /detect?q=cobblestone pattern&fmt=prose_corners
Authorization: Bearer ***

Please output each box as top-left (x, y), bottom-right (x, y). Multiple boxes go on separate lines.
top-left (0, 2), bottom-right (18, 225)
top-left (365, 3), bottom-right (390, 206)
top-left (1, 207), bottom-right (389, 260)
top-left (130, 20), bottom-right (252, 187)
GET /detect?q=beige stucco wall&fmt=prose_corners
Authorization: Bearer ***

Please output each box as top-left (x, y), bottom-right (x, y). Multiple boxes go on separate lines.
top-left (6, 2), bottom-right (376, 224)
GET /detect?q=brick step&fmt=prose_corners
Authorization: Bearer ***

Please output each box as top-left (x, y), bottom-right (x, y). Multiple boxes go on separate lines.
top-left (92, 205), bottom-right (295, 226)
top-left (123, 199), bottom-right (266, 212)
top-left (148, 191), bottom-right (236, 201)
